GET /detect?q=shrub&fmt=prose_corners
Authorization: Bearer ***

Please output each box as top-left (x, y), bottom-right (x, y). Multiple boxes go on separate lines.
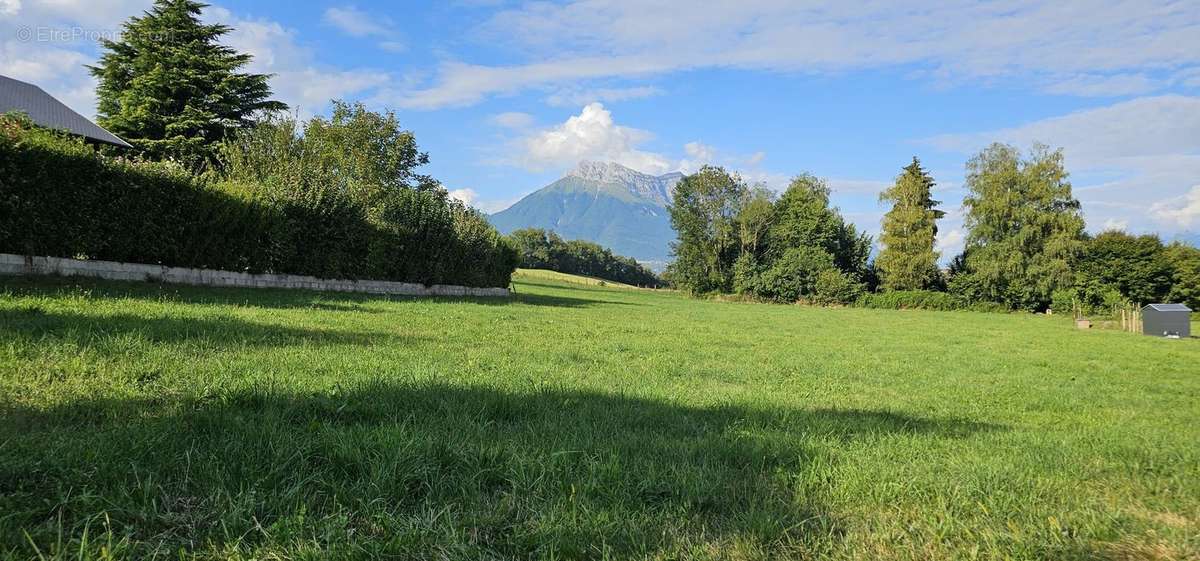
top-left (855, 290), bottom-right (1007, 313)
top-left (811, 269), bottom-right (864, 306)
top-left (753, 246), bottom-right (836, 302)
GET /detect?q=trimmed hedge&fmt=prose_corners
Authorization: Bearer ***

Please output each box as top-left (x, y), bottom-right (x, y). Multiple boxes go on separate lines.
top-left (0, 116), bottom-right (517, 288)
top-left (855, 290), bottom-right (1008, 313)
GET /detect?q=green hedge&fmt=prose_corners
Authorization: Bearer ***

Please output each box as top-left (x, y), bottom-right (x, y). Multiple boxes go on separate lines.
top-left (855, 290), bottom-right (1008, 312)
top-left (0, 116), bottom-right (517, 288)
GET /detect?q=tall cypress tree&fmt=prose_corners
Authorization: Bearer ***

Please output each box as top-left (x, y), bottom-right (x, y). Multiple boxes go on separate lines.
top-left (876, 157), bottom-right (944, 290)
top-left (89, 0), bottom-right (286, 170)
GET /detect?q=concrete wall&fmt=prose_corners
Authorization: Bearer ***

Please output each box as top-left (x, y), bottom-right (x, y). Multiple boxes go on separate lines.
top-left (0, 253), bottom-right (510, 298)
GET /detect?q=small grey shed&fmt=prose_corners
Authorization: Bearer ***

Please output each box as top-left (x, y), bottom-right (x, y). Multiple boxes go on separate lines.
top-left (1141, 303), bottom-right (1192, 338)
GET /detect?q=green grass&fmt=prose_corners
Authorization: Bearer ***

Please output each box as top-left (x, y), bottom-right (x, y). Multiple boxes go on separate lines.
top-left (514, 268), bottom-right (651, 290)
top-left (1, 275), bottom-right (1198, 560)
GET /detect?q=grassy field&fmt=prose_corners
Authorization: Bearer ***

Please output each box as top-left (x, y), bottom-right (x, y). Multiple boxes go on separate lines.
top-left (1, 273), bottom-right (1198, 560)
top-left (513, 269), bottom-right (648, 290)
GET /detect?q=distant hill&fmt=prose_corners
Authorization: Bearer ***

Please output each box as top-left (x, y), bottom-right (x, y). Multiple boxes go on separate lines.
top-left (489, 161), bottom-right (681, 265)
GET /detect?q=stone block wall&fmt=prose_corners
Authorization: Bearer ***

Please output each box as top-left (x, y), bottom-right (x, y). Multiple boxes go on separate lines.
top-left (0, 253), bottom-right (510, 298)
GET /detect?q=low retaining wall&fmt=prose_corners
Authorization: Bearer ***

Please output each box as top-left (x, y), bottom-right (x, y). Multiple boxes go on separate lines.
top-left (0, 253), bottom-right (510, 298)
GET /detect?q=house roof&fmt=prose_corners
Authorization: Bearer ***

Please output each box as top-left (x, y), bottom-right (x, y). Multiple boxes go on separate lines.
top-left (0, 75), bottom-right (132, 148)
top-left (1143, 303), bottom-right (1192, 312)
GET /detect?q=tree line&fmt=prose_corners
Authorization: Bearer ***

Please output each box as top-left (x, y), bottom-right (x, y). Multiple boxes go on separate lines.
top-left (668, 147), bottom-right (1200, 313)
top-left (507, 229), bottom-right (664, 287)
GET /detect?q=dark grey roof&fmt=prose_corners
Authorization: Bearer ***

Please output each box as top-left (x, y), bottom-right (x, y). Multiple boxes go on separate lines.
top-left (0, 75), bottom-right (132, 148)
top-left (1143, 303), bottom-right (1192, 312)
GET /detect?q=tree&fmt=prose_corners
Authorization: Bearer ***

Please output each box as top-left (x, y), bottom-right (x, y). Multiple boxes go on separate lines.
top-left (954, 143), bottom-right (1085, 311)
top-left (876, 157), bottom-right (944, 290)
top-left (506, 228), bottom-right (663, 287)
top-left (1077, 231), bottom-right (1173, 304)
top-left (735, 186), bottom-right (776, 257)
top-left (1165, 242), bottom-right (1200, 309)
top-left (90, 0), bottom-right (285, 170)
top-left (765, 174), bottom-right (872, 280)
top-left (667, 166), bottom-right (748, 294)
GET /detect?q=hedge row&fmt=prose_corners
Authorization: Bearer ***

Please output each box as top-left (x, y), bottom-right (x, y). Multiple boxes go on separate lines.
top-left (0, 117), bottom-right (518, 288)
top-left (855, 290), bottom-right (1008, 312)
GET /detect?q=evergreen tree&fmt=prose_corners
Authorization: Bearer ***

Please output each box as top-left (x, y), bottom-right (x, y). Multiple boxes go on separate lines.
top-left (90, 0), bottom-right (285, 170)
top-left (954, 143), bottom-right (1085, 311)
top-left (876, 157), bottom-right (945, 291)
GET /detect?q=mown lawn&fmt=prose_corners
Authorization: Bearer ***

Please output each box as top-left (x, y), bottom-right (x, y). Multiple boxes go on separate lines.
top-left (1, 272), bottom-right (1198, 560)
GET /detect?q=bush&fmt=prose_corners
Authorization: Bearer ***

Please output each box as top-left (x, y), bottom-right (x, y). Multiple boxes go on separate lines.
top-left (753, 246), bottom-right (836, 302)
top-left (855, 290), bottom-right (1007, 312)
top-left (0, 113), bottom-right (517, 288)
top-left (811, 269), bottom-right (864, 306)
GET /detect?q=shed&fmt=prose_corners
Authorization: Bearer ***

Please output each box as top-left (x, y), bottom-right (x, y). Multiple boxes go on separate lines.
top-left (1141, 303), bottom-right (1192, 338)
top-left (0, 75), bottom-right (132, 148)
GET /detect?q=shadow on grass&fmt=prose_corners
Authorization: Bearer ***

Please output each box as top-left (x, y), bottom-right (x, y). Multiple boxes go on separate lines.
top-left (0, 382), bottom-right (1003, 559)
top-left (0, 275), bottom-right (627, 311)
top-left (0, 306), bottom-right (407, 349)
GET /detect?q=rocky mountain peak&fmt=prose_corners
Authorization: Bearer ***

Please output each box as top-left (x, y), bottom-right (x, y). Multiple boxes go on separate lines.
top-left (568, 160), bottom-right (680, 206)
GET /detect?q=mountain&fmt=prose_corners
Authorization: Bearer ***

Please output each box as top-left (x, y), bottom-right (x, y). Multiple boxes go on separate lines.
top-left (489, 161), bottom-right (682, 264)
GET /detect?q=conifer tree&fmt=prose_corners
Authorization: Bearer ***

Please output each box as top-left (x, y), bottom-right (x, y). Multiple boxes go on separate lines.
top-left (89, 0), bottom-right (285, 170)
top-left (876, 157), bottom-right (944, 290)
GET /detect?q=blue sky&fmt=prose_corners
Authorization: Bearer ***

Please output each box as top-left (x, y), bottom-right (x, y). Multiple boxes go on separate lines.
top-left (4, 0), bottom-right (1200, 256)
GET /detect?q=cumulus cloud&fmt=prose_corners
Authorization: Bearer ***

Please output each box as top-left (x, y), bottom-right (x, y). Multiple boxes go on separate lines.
top-left (518, 102), bottom-right (672, 174)
top-left (393, 0), bottom-right (1200, 109)
top-left (447, 188), bottom-right (478, 205)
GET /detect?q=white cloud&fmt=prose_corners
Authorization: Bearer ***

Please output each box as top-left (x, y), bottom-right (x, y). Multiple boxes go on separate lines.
top-left (684, 141), bottom-right (715, 161)
top-left (1042, 73), bottom-right (1159, 97)
top-left (323, 6), bottom-right (390, 38)
top-left (1101, 218), bottom-right (1130, 231)
top-left (545, 85), bottom-right (663, 107)
top-left (322, 5), bottom-right (404, 53)
top-left (392, 0), bottom-right (1200, 109)
top-left (828, 179), bottom-right (890, 195)
top-left (518, 102), bottom-right (672, 174)
top-left (925, 95), bottom-right (1200, 235)
top-left (935, 228), bottom-right (966, 257)
top-left (1151, 186), bottom-right (1200, 229)
top-left (207, 7), bottom-right (390, 117)
top-left (0, 0), bottom-right (20, 17)
top-left (447, 188), bottom-right (478, 205)
top-left (489, 111), bottom-right (534, 129)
